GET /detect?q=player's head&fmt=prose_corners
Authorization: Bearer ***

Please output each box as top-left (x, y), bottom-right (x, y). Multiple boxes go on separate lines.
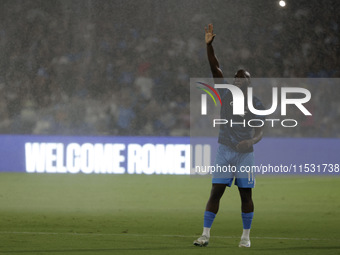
top-left (234, 69), bottom-right (251, 88)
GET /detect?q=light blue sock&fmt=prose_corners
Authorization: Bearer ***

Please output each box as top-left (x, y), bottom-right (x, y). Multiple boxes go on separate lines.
top-left (204, 211), bottom-right (216, 228)
top-left (241, 212), bottom-right (254, 229)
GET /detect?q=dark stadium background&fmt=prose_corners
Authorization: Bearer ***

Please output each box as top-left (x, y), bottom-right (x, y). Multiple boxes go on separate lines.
top-left (0, 0), bottom-right (339, 137)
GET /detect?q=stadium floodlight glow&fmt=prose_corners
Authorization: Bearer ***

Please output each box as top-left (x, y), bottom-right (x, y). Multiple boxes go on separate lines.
top-left (279, 0), bottom-right (286, 7)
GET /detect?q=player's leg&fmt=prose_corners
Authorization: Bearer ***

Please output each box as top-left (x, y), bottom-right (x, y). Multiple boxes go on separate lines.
top-left (203, 183), bottom-right (228, 237)
top-left (238, 187), bottom-right (254, 247)
top-left (194, 144), bottom-right (234, 247)
top-left (206, 183), bottom-right (228, 213)
top-left (193, 183), bottom-right (227, 247)
top-left (235, 152), bottom-right (255, 248)
top-left (239, 187), bottom-right (254, 212)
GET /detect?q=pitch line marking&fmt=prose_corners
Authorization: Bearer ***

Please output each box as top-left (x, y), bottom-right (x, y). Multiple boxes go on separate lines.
top-left (0, 231), bottom-right (337, 241)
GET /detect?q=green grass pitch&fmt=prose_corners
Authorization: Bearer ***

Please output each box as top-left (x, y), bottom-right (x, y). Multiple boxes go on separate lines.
top-left (0, 173), bottom-right (339, 254)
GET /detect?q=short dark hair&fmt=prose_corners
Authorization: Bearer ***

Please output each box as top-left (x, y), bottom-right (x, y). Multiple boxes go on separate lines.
top-left (234, 69), bottom-right (251, 79)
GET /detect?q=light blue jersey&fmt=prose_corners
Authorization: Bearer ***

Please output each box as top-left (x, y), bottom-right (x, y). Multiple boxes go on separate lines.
top-left (217, 88), bottom-right (264, 152)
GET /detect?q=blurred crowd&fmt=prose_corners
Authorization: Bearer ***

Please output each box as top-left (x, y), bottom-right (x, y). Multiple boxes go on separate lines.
top-left (0, 0), bottom-right (339, 137)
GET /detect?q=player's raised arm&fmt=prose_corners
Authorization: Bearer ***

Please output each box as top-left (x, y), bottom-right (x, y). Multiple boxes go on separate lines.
top-left (205, 24), bottom-right (223, 79)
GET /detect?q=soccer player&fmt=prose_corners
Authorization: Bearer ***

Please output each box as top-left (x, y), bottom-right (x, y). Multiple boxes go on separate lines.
top-left (193, 24), bottom-right (264, 248)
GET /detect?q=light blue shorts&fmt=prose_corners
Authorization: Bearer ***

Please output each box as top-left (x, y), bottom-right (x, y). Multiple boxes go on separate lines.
top-left (212, 144), bottom-right (255, 188)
